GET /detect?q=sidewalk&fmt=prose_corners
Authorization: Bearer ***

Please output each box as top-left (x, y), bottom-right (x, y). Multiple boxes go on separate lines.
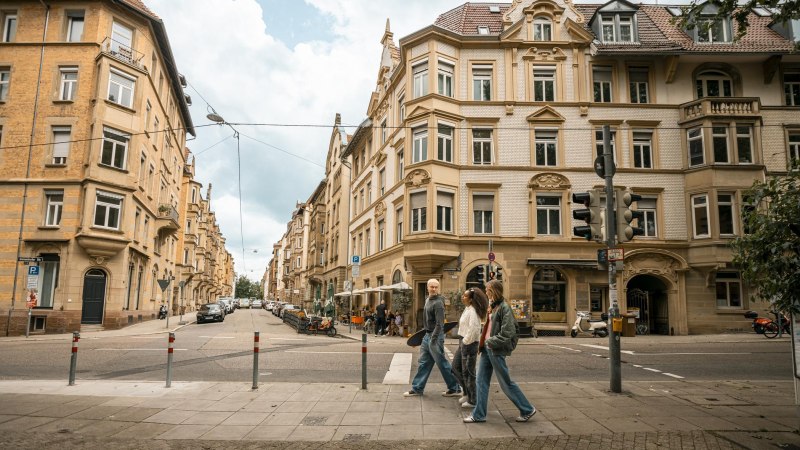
top-left (0, 378), bottom-right (796, 449)
top-left (0, 314), bottom-right (195, 342)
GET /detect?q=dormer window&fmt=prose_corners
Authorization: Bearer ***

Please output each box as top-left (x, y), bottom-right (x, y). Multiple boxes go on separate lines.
top-left (533, 17), bottom-right (552, 41)
top-left (695, 17), bottom-right (730, 43)
top-left (477, 26), bottom-right (490, 35)
top-left (600, 14), bottom-right (636, 42)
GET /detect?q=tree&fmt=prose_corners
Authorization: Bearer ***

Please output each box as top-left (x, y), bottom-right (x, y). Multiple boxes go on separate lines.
top-left (677, 0), bottom-right (800, 43)
top-left (731, 171), bottom-right (800, 313)
top-left (235, 275), bottom-right (262, 299)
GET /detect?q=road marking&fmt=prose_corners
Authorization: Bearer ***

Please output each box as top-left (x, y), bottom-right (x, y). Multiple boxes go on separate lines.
top-left (266, 338), bottom-right (306, 341)
top-left (549, 345), bottom-right (581, 352)
top-left (578, 344), bottom-right (635, 355)
top-left (632, 364), bottom-right (643, 368)
top-left (444, 346), bottom-right (454, 361)
top-left (634, 352), bottom-right (749, 356)
top-left (663, 373), bottom-right (684, 379)
top-left (284, 350), bottom-right (395, 355)
top-left (94, 348), bottom-right (187, 351)
top-left (643, 367), bottom-right (662, 373)
top-left (131, 336), bottom-right (162, 339)
top-left (383, 353), bottom-right (412, 385)
top-left (199, 336), bottom-right (234, 339)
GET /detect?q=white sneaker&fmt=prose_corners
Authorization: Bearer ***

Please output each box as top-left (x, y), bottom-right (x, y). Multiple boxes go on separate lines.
top-left (461, 401), bottom-right (475, 408)
top-left (458, 396), bottom-right (468, 403)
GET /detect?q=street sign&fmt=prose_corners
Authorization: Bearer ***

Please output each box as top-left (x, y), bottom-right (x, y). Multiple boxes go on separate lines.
top-left (607, 248), bottom-right (624, 262)
top-left (351, 255), bottom-right (361, 265)
top-left (18, 257), bottom-right (42, 263)
top-left (597, 249), bottom-right (608, 264)
top-left (351, 265), bottom-right (360, 277)
top-left (488, 252), bottom-right (495, 262)
top-left (157, 279), bottom-right (171, 291)
top-left (344, 280), bottom-right (352, 291)
top-left (594, 155), bottom-right (616, 178)
top-left (26, 275), bottom-right (38, 290)
top-left (28, 266), bottom-right (40, 276)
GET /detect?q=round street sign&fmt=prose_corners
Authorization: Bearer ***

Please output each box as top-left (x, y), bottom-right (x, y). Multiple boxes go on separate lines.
top-left (594, 155), bottom-right (616, 178)
top-left (488, 252), bottom-right (495, 262)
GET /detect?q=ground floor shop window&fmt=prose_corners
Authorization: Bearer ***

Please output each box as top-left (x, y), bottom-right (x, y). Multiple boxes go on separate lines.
top-left (37, 254), bottom-right (60, 308)
top-left (532, 268), bottom-right (566, 322)
top-left (715, 272), bottom-right (742, 308)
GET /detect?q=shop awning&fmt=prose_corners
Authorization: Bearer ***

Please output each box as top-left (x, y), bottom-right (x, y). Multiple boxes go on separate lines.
top-left (379, 281), bottom-right (412, 291)
top-left (527, 259), bottom-right (597, 268)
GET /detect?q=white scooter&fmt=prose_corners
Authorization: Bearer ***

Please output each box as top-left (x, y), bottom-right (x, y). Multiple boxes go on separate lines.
top-left (571, 311), bottom-right (608, 338)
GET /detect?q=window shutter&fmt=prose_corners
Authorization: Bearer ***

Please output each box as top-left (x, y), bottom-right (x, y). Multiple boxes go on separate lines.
top-left (473, 194), bottom-right (494, 211)
top-left (52, 128), bottom-right (71, 158)
top-left (437, 192), bottom-right (454, 208)
top-left (410, 191), bottom-right (426, 209)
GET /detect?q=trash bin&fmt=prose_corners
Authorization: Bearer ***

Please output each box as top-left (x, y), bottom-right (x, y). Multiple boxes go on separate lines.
top-left (621, 313), bottom-right (637, 337)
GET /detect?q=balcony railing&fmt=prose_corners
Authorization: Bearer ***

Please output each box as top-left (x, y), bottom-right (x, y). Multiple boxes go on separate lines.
top-left (156, 204), bottom-right (179, 232)
top-left (680, 97), bottom-right (760, 122)
top-left (101, 37), bottom-right (144, 69)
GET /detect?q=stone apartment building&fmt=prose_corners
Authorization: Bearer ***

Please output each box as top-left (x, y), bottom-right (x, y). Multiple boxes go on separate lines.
top-left (0, 0), bottom-right (233, 335)
top-left (273, 0), bottom-right (800, 335)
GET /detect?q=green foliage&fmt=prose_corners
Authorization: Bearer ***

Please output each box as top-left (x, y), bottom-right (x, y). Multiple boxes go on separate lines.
top-left (391, 290), bottom-right (412, 314)
top-left (235, 275), bottom-right (262, 299)
top-left (731, 171), bottom-right (800, 313)
top-left (445, 289), bottom-right (466, 315)
top-left (676, 0), bottom-right (800, 44)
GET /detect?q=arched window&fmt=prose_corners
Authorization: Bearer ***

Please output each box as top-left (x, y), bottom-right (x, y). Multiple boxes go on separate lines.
top-left (696, 70), bottom-right (733, 98)
top-left (533, 17), bottom-right (552, 41)
top-left (392, 270), bottom-right (403, 284)
top-left (532, 268), bottom-right (566, 322)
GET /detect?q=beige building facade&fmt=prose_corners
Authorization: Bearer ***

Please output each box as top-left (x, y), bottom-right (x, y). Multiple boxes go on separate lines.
top-left (274, 1), bottom-right (800, 335)
top-left (0, 0), bottom-right (233, 335)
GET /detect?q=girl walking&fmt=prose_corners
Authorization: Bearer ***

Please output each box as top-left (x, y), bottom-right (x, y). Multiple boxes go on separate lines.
top-left (452, 287), bottom-right (489, 408)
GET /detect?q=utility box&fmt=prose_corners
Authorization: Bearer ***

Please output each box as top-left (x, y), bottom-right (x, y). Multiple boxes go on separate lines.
top-left (621, 313), bottom-right (637, 337)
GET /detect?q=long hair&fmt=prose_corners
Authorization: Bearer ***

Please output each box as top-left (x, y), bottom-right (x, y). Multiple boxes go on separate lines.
top-left (466, 287), bottom-right (489, 320)
top-left (485, 279), bottom-right (504, 303)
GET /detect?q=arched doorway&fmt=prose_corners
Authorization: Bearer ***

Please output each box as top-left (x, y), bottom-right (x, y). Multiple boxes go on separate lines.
top-left (81, 269), bottom-right (107, 324)
top-left (465, 265), bottom-right (486, 292)
top-left (626, 275), bottom-right (669, 335)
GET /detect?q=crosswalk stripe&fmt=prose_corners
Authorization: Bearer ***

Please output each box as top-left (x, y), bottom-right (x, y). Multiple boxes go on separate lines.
top-left (383, 353), bottom-right (413, 384)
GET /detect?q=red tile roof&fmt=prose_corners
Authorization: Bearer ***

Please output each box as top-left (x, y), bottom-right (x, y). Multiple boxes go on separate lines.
top-left (120, 0), bottom-right (160, 20)
top-left (433, 2), bottom-right (795, 53)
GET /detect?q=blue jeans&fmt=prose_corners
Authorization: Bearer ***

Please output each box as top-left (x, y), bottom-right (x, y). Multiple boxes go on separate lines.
top-left (472, 348), bottom-right (533, 421)
top-left (411, 333), bottom-right (459, 393)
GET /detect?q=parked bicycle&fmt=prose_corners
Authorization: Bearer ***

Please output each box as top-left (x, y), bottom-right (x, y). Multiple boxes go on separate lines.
top-left (762, 310), bottom-right (790, 339)
top-left (301, 316), bottom-right (337, 337)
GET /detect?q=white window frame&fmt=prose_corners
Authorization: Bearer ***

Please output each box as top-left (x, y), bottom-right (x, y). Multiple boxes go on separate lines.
top-left (628, 67), bottom-right (649, 104)
top-left (472, 129), bottom-right (493, 165)
top-left (396, 207), bottom-right (403, 243)
top-left (473, 193), bottom-right (494, 234)
top-left (101, 127), bottom-right (129, 169)
top-left (52, 126), bottom-right (71, 165)
top-left (477, 26), bottom-right (490, 35)
top-left (602, 16), bottom-right (616, 42)
top-left (736, 125), bottom-right (753, 164)
top-left (111, 21), bottom-right (133, 54)
top-left (692, 194), bottom-right (710, 238)
top-left (94, 190), bottom-right (124, 230)
top-left (595, 128), bottom-right (617, 161)
top-left (398, 93), bottom-right (406, 122)
top-left (688, 127), bottom-right (704, 167)
top-left (632, 130), bottom-right (653, 169)
top-left (45, 190), bottom-right (64, 227)
top-left (379, 169), bottom-right (385, 196)
top-left (637, 197), bottom-right (658, 237)
top-left (789, 131), bottom-right (800, 170)
top-left (378, 220), bottom-right (385, 251)
top-left (412, 62), bottom-right (428, 98)
top-left (696, 71), bottom-right (733, 98)
top-left (436, 191), bottom-right (454, 233)
top-left (618, 16), bottom-right (633, 42)
top-left (437, 61), bottom-right (454, 97)
top-left (472, 66), bottom-right (492, 101)
top-left (437, 124), bottom-right (453, 163)
top-left (533, 17), bottom-right (552, 41)
top-left (410, 192), bottom-right (427, 233)
top-left (365, 228), bottom-right (371, 257)
top-left (715, 272), bottom-right (742, 308)
top-left (696, 17), bottom-right (729, 43)
top-left (533, 67), bottom-right (556, 102)
top-left (412, 127), bottom-right (428, 163)
top-left (107, 70), bottom-right (135, 108)
top-left (593, 66), bottom-right (613, 103)
top-left (536, 195), bottom-right (561, 236)
top-left (2, 13), bottom-right (17, 43)
top-left (717, 192), bottom-right (736, 236)
top-left (66, 11), bottom-right (85, 42)
top-left (785, 72), bottom-right (800, 106)
top-left (0, 67), bottom-right (10, 101)
top-left (712, 124), bottom-right (730, 164)
top-left (59, 67), bottom-right (78, 101)
top-left (534, 129), bottom-right (558, 167)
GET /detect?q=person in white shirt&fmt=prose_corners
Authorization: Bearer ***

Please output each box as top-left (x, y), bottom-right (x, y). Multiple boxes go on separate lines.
top-left (452, 287), bottom-right (489, 408)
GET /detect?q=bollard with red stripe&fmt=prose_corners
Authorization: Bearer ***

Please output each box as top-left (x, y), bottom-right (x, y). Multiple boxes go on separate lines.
top-left (361, 333), bottom-right (367, 390)
top-left (166, 332), bottom-right (175, 388)
top-left (68, 331), bottom-right (80, 386)
top-left (252, 331), bottom-right (260, 390)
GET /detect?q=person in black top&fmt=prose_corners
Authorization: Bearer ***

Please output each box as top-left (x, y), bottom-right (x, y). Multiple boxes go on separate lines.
top-left (376, 299), bottom-right (387, 336)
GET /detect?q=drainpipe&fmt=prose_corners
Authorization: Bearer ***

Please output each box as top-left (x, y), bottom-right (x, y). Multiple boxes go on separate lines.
top-left (7, 2), bottom-right (50, 336)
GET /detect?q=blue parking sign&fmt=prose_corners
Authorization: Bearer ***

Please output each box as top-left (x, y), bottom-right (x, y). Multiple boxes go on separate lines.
top-left (28, 266), bottom-right (40, 276)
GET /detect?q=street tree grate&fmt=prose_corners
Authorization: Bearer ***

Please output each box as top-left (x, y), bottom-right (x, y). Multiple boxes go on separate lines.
top-left (301, 416), bottom-right (328, 426)
top-left (342, 434), bottom-right (371, 442)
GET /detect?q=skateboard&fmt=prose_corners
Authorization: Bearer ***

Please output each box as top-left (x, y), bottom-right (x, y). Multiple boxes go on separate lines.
top-left (406, 322), bottom-right (458, 347)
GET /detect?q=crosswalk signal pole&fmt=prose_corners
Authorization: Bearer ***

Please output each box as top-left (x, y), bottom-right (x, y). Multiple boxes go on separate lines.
top-left (603, 125), bottom-right (622, 394)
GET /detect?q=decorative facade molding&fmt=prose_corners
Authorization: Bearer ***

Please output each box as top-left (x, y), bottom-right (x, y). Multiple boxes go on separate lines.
top-left (521, 47), bottom-right (568, 61)
top-left (528, 172), bottom-right (570, 190)
top-left (405, 169), bottom-right (431, 188)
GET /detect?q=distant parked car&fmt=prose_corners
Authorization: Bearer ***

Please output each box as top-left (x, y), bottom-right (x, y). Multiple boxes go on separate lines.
top-left (280, 304), bottom-right (299, 318)
top-left (266, 301), bottom-right (276, 311)
top-left (197, 303), bottom-right (225, 323)
top-left (240, 298), bottom-right (251, 309)
top-left (218, 299), bottom-right (234, 314)
top-left (251, 299), bottom-right (262, 309)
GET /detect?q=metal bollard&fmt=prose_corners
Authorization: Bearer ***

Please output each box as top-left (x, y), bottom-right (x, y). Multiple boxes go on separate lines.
top-left (252, 331), bottom-right (260, 390)
top-left (166, 332), bottom-right (175, 388)
top-left (361, 333), bottom-right (367, 390)
top-left (68, 331), bottom-right (80, 386)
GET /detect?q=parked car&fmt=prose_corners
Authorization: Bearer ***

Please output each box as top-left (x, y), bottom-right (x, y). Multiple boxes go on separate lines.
top-left (252, 299), bottom-right (262, 309)
top-left (266, 301), bottom-right (276, 311)
top-left (218, 299), bottom-right (234, 314)
top-left (280, 304), bottom-right (300, 318)
top-left (240, 298), bottom-right (251, 309)
top-left (197, 303), bottom-right (225, 323)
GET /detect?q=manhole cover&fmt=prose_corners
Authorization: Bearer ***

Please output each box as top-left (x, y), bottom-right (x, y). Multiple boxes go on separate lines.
top-left (342, 434), bottom-right (371, 442)
top-left (301, 416), bottom-right (328, 426)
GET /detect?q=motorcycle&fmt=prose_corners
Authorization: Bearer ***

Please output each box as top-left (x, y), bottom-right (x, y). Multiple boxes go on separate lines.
top-left (158, 305), bottom-right (168, 320)
top-left (744, 310), bottom-right (772, 334)
top-left (571, 311), bottom-right (608, 338)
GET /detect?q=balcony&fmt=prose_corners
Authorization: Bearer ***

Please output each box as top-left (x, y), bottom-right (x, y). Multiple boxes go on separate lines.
top-left (156, 204), bottom-right (179, 234)
top-left (101, 37), bottom-right (144, 70)
top-left (680, 97), bottom-right (761, 123)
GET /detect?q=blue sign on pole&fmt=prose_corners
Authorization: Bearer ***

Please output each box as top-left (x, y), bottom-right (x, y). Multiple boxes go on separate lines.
top-left (352, 255), bottom-right (361, 265)
top-left (28, 266), bottom-right (40, 276)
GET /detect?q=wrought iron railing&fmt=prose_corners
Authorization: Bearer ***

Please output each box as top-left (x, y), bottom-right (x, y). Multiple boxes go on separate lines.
top-left (101, 37), bottom-right (144, 69)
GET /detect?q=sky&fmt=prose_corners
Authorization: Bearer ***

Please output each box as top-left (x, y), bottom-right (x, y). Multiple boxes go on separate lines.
top-left (145, 0), bottom-right (644, 281)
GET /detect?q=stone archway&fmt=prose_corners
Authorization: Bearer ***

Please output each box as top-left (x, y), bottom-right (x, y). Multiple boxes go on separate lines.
top-left (626, 275), bottom-right (669, 335)
top-left (622, 250), bottom-right (689, 335)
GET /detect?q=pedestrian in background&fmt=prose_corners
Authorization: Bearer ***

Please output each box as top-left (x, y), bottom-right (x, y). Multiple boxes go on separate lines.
top-left (404, 279), bottom-right (461, 398)
top-left (376, 299), bottom-right (387, 336)
top-left (452, 287), bottom-right (488, 409)
top-left (464, 279), bottom-right (536, 423)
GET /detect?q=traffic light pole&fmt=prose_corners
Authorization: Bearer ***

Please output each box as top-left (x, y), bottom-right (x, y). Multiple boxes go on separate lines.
top-left (603, 124), bottom-right (622, 393)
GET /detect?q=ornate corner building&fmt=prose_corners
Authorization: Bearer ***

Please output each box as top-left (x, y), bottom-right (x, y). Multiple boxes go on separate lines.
top-left (272, 0), bottom-right (799, 335)
top-left (0, 0), bottom-right (233, 335)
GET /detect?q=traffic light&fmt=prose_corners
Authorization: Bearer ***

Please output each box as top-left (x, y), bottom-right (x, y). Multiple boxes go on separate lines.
top-left (616, 189), bottom-right (645, 243)
top-left (476, 264), bottom-right (486, 283)
top-left (495, 266), bottom-right (503, 281)
top-left (572, 189), bottom-right (603, 241)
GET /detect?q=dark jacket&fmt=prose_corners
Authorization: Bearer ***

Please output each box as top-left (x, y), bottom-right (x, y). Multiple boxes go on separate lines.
top-left (484, 298), bottom-right (519, 356)
top-left (376, 303), bottom-right (386, 319)
top-left (424, 294), bottom-right (446, 339)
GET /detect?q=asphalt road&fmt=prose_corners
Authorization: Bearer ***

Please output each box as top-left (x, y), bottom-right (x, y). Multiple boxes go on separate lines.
top-left (0, 307), bottom-right (792, 385)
